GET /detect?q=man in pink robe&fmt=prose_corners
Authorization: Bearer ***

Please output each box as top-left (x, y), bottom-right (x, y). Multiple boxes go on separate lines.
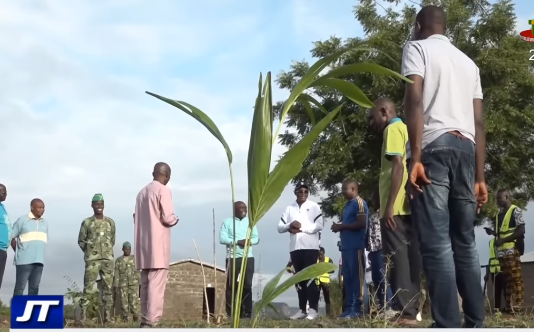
top-left (134, 162), bottom-right (179, 327)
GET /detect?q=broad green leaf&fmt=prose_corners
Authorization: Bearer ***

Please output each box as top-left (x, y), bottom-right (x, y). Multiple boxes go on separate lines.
top-left (247, 73), bottom-right (273, 224)
top-left (254, 263), bottom-right (337, 314)
top-left (320, 63), bottom-right (414, 83)
top-left (296, 96), bottom-right (316, 125)
top-left (252, 104), bottom-right (343, 223)
top-left (310, 78), bottom-right (374, 108)
top-left (145, 91), bottom-right (233, 164)
top-left (273, 46), bottom-right (378, 144)
top-left (261, 268), bottom-right (285, 300)
top-left (299, 94), bottom-right (328, 115)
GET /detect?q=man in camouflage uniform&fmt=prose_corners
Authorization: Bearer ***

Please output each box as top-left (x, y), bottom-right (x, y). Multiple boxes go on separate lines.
top-left (77, 193), bottom-right (116, 323)
top-left (113, 241), bottom-right (140, 322)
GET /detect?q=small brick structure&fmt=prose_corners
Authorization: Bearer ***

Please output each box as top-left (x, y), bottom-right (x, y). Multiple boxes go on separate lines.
top-left (97, 258), bottom-right (227, 320)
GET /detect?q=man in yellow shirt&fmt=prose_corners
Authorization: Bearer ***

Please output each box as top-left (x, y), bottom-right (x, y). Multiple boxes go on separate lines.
top-left (368, 98), bottom-right (421, 326)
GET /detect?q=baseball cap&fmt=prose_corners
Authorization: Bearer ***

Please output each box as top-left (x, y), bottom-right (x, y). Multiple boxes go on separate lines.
top-left (295, 182), bottom-right (309, 191)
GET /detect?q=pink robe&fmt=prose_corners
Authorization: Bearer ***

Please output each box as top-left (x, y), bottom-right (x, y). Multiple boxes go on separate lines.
top-left (134, 180), bottom-right (178, 325)
top-left (134, 180), bottom-right (178, 269)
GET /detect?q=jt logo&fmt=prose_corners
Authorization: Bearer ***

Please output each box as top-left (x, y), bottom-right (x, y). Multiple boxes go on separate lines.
top-left (16, 300), bottom-right (60, 322)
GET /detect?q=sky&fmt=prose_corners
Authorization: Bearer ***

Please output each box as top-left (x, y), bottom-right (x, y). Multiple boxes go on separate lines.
top-left (0, 0), bottom-right (533, 307)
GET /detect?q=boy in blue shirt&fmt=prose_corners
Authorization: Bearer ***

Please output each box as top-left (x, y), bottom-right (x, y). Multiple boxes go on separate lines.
top-left (331, 179), bottom-right (369, 318)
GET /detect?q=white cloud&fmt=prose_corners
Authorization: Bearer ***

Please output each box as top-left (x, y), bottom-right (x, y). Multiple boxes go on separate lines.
top-left (0, 0), bottom-right (351, 304)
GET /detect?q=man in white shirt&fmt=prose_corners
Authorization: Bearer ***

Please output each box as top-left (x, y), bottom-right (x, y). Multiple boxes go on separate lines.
top-left (402, 5), bottom-right (487, 328)
top-left (277, 183), bottom-right (324, 320)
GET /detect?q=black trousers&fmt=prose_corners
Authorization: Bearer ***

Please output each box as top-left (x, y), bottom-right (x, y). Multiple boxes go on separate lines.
top-left (490, 272), bottom-right (507, 310)
top-left (225, 257), bottom-right (254, 318)
top-left (290, 249), bottom-right (319, 312)
top-left (0, 249), bottom-right (6, 289)
top-left (319, 282), bottom-right (330, 304)
top-left (381, 215), bottom-right (421, 318)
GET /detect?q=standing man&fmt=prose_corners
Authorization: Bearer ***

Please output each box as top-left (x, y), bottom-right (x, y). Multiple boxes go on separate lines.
top-left (114, 241), bottom-right (141, 322)
top-left (366, 187), bottom-right (394, 317)
top-left (219, 201), bottom-right (259, 319)
top-left (315, 247), bottom-right (334, 316)
top-left (368, 98), bottom-right (420, 326)
top-left (402, 5), bottom-right (487, 328)
top-left (493, 188), bottom-right (525, 313)
top-left (277, 183), bottom-right (323, 320)
top-left (331, 179), bottom-right (368, 319)
top-left (78, 193), bottom-right (116, 323)
top-left (483, 237), bottom-right (506, 312)
top-left (135, 162), bottom-right (179, 327)
top-left (0, 184), bottom-right (10, 291)
top-left (11, 199), bottom-right (48, 296)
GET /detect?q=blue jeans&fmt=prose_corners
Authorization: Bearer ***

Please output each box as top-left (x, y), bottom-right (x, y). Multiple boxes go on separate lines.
top-left (13, 263), bottom-right (44, 296)
top-left (368, 250), bottom-right (393, 309)
top-left (409, 133), bottom-right (484, 328)
top-left (341, 249), bottom-right (367, 314)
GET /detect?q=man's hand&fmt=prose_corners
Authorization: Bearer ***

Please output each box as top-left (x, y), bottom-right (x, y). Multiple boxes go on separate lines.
top-left (331, 223), bottom-right (343, 233)
top-left (290, 220), bottom-right (301, 229)
top-left (495, 238), bottom-right (504, 247)
top-left (237, 239), bottom-right (246, 248)
top-left (383, 206), bottom-right (396, 230)
top-left (408, 161), bottom-right (431, 197)
top-left (289, 228), bottom-right (301, 234)
top-left (474, 181), bottom-right (488, 214)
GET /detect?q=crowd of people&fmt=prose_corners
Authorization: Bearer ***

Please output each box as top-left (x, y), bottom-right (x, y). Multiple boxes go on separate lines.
top-left (0, 4), bottom-right (527, 330)
top-left (221, 4), bottom-right (526, 329)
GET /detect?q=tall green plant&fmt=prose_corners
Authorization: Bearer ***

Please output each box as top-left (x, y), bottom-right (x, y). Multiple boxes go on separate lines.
top-left (146, 46), bottom-right (410, 328)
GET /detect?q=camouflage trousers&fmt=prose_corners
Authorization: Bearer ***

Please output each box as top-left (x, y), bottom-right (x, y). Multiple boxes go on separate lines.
top-left (119, 285), bottom-right (140, 318)
top-left (80, 260), bottom-right (114, 319)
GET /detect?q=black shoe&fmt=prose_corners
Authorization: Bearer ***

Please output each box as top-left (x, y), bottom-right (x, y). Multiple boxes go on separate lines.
top-left (140, 322), bottom-right (152, 328)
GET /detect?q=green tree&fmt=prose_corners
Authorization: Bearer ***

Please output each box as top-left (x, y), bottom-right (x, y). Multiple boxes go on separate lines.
top-left (275, 0), bottom-right (534, 222)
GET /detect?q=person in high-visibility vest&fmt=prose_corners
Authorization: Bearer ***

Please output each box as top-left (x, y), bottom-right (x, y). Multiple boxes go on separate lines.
top-left (492, 188), bottom-right (526, 312)
top-left (483, 238), bottom-right (506, 311)
top-left (315, 247), bottom-right (334, 315)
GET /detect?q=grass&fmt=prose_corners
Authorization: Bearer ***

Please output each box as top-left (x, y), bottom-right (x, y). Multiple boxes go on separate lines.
top-left (63, 313), bottom-right (534, 328)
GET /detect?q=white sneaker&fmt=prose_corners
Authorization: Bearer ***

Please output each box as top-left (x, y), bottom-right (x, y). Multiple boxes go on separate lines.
top-left (416, 312), bottom-right (422, 322)
top-left (306, 308), bottom-right (318, 320)
top-left (290, 310), bottom-right (307, 320)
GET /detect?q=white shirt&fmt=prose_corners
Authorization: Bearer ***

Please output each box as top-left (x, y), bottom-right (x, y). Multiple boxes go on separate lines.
top-left (401, 34), bottom-right (483, 157)
top-left (277, 200), bottom-right (324, 252)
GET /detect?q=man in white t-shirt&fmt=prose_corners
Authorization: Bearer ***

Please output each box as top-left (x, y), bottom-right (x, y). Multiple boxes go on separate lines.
top-left (401, 5), bottom-right (487, 329)
top-left (277, 183), bottom-right (324, 320)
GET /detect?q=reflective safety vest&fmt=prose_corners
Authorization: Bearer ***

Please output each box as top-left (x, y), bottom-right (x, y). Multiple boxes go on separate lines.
top-left (489, 238), bottom-right (500, 273)
top-left (495, 205), bottom-right (518, 251)
top-left (316, 256), bottom-right (333, 285)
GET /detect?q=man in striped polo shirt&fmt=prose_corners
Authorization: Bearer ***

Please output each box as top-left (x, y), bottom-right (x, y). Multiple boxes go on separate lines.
top-left (10, 198), bottom-right (48, 295)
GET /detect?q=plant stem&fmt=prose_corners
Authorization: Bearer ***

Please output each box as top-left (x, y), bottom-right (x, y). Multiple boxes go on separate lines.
top-left (229, 164), bottom-right (238, 328)
top-left (234, 226), bottom-right (253, 325)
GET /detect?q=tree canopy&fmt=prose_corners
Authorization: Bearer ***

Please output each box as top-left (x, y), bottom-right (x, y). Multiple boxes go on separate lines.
top-left (275, 0), bottom-right (534, 222)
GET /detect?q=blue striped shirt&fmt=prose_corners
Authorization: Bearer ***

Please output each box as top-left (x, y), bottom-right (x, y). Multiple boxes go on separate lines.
top-left (11, 213), bottom-right (48, 265)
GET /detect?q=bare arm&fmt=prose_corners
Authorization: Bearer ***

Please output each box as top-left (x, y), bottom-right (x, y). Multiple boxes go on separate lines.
top-left (473, 99), bottom-right (485, 183)
top-left (401, 42), bottom-right (425, 163)
top-left (386, 156), bottom-right (404, 212)
top-left (404, 75), bottom-right (425, 163)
